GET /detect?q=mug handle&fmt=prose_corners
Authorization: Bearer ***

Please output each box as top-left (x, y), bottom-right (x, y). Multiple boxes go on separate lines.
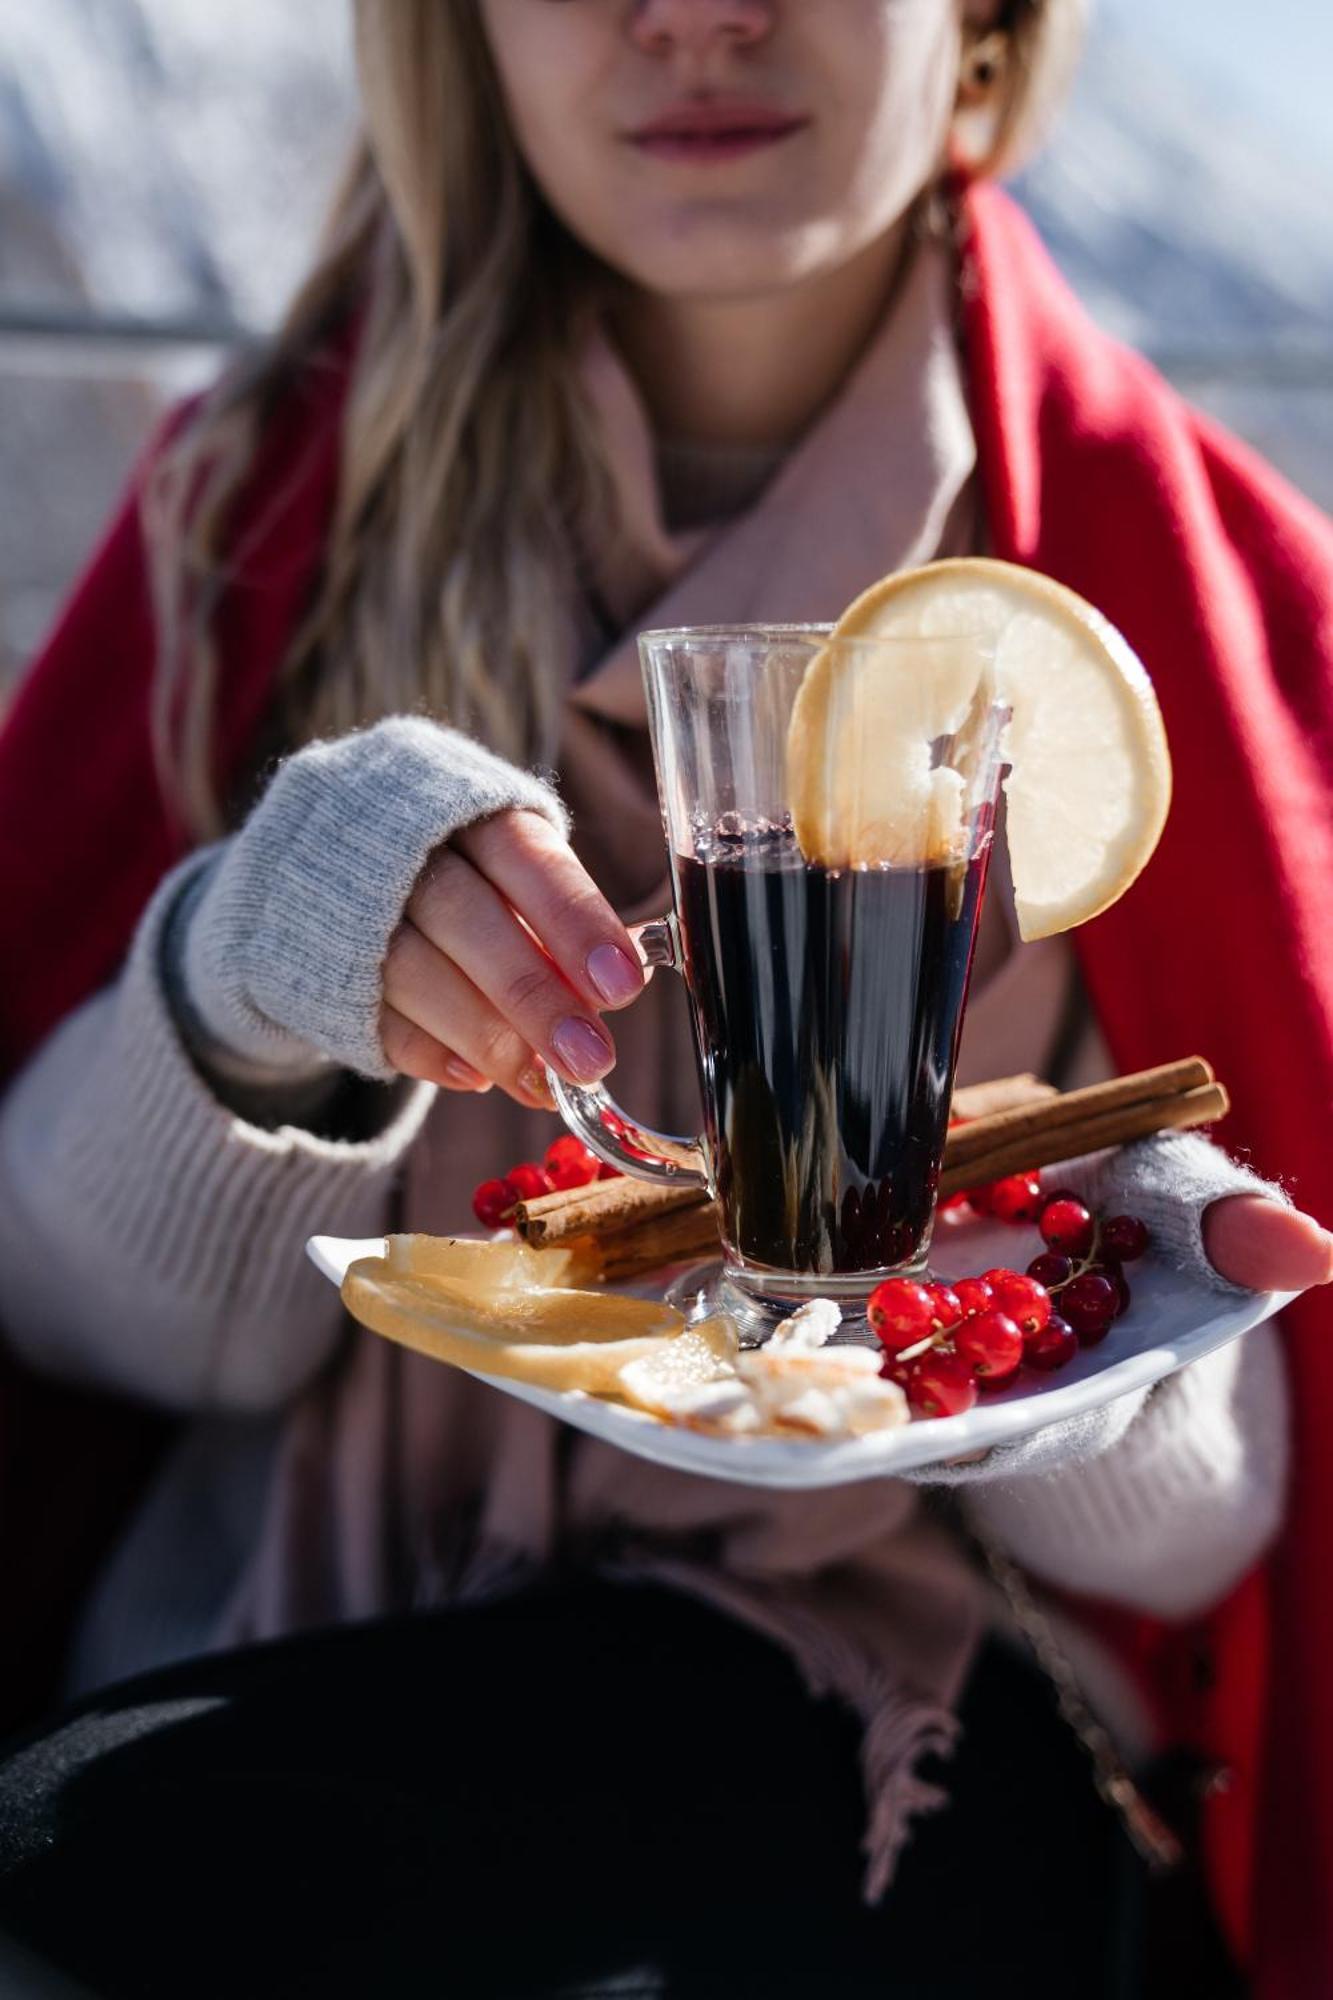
top-left (544, 916), bottom-right (711, 1189)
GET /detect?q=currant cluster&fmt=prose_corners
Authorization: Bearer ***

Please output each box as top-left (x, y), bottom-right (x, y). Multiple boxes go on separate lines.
top-left (868, 1181), bottom-right (1150, 1419)
top-left (472, 1136), bottom-right (618, 1229)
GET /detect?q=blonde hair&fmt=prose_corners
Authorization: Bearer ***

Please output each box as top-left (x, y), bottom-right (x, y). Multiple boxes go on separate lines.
top-left (149, 0), bottom-right (1086, 840)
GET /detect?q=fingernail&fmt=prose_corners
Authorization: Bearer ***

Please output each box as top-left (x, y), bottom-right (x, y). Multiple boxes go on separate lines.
top-left (550, 1017), bottom-right (614, 1084)
top-left (443, 1056), bottom-right (490, 1091)
top-left (586, 943), bottom-right (642, 1007)
top-left (518, 1063), bottom-right (556, 1108)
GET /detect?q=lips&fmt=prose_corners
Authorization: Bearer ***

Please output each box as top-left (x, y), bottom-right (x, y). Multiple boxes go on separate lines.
top-left (626, 100), bottom-right (809, 163)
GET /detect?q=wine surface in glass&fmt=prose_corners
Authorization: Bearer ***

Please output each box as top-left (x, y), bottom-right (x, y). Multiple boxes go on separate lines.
top-left (673, 823), bottom-right (988, 1278)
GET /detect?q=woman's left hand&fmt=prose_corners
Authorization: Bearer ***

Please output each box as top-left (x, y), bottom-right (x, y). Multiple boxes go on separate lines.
top-left (1203, 1195), bottom-right (1333, 1292)
top-left (936, 1183), bottom-right (1332, 1479)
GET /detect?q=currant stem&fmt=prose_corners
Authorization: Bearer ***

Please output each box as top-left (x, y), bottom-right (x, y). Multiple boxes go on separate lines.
top-left (1048, 1217), bottom-right (1103, 1293)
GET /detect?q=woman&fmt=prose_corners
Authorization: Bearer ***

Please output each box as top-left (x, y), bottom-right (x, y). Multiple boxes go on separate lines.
top-left (0, 3), bottom-right (1330, 1994)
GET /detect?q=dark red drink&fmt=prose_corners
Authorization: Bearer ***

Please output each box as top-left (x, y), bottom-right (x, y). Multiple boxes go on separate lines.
top-left (673, 822), bottom-right (988, 1279)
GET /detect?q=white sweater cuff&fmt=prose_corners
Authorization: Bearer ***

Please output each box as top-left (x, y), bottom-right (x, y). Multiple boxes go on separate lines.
top-left (965, 1320), bottom-right (1289, 1617)
top-left (0, 865), bottom-right (434, 1410)
top-left (938, 1134), bottom-right (1292, 1616)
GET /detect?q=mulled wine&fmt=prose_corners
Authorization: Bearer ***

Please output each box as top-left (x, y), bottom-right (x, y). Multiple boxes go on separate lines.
top-left (673, 820), bottom-right (989, 1280)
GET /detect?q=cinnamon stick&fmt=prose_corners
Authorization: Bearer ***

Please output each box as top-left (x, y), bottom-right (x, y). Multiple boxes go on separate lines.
top-left (596, 1204), bottom-right (724, 1284)
top-left (943, 1058), bottom-right (1214, 1173)
top-left (585, 1078), bottom-right (1230, 1284)
top-left (517, 1071), bottom-right (1056, 1247)
top-left (937, 1080), bottom-right (1228, 1196)
top-left (951, 1073), bottom-right (1056, 1120)
top-left (517, 1173), bottom-right (704, 1246)
top-left (513, 1059), bottom-right (1227, 1258)
top-left (588, 1081), bottom-right (1228, 1281)
top-left (589, 1091), bottom-right (1231, 1284)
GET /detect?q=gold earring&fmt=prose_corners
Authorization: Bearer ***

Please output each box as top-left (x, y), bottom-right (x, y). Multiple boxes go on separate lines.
top-left (960, 31), bottom-right (1008, 95)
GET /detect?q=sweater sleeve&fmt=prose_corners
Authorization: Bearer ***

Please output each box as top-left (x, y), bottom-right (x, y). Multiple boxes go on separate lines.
top-left (965, 1320), bottom-right (1289, 1619)
top-left (0, 864), bottom-right (434, 1414)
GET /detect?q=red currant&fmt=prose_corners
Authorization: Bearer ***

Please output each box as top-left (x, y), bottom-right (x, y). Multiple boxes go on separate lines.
top-left (925, 1282), bottom-right (964, 1331)
top-left (544, 1136), bottom-right (600, 1190)
top-left (952, 1276), bottom-right (995, 1318)
top-left (1039, 1198), bottom-right (1096, 1259)
top-left (867, 1279), bottom-right (936, 1347)
top-left (596, 1162), bottom-right (622, 1180)
top-left (982, 1269), bottom-right (1052, 1336)
top-left (1101, 1215), bottom-right (1150, 1262)
top-left (880, 1349), bottom-right (919, 1389)
top-left (1024, 1314), bottom-right (1079, 1371)
top-left (1060, 1272), bottom-right (1119, 1343)
top-left (988, 1174), bottom-right (1044, 1224)
top-left (1091, 1260), bottom-right (1132, 1318)
top-left (1026, 1252), bottom-right (1073, 1290)
top-left (505, 1161), bottom-right (554, 1202)
top-left (472, 1177), bottom-right (518, 1229)
top-left (907, 1350), bottom-right (979, 1419)
top-left (955, 1310), bottom-right (1024, 1386)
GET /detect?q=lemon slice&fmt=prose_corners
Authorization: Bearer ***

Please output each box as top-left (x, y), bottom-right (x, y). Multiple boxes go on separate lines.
top-left (378, 1233), bottom-right (592, 1292)
top-left (787, 558), bottom-right (1172, 940)
top-left (342, 1240), bottom-right (692, 1395)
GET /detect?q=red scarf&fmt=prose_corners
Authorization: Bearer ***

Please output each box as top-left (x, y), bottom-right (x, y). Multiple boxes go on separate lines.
top-left (2, 185), bottom-right (1330, 1993)
top-left (963, 185), bottom-right (1333, 1998)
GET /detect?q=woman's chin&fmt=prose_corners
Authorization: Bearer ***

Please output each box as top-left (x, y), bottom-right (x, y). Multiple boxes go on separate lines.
top-left (606, 219), bottom-right (859, 307)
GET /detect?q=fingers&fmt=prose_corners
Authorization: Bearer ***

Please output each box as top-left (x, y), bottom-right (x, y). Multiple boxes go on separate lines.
top-left (1203, 1194), bottom-right (1333, 1293)
top-left (406, 845), bottom-right (617, 1087)
top-left (383, 923), bottom-right (558, 1109)
top-left (379, 1004), bottom-right (493, 1094)
top-left (384, 808), bottom-right (643, 1107)
top-left (453, 809), bottom-right (645, 1011)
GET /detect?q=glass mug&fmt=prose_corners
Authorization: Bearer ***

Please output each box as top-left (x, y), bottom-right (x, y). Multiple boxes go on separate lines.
top-left (548, 625), bottom-right (1006, 1341)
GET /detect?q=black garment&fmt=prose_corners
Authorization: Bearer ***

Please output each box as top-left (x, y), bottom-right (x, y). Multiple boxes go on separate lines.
top-left (0, 1581), bottom-right (1146, 1999)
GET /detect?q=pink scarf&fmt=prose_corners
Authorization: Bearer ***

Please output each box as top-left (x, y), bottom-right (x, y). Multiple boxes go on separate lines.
top-left (216, 232), bottom-right (987, 1899)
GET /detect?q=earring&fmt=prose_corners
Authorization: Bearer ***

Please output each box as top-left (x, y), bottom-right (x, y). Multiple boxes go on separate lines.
top-left (960, 30), bottom-right (1008, 95)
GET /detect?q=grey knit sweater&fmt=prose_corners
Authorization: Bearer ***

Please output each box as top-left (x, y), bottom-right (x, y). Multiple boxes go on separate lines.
top-left (0, 715), bottom-right (1291, 1693)
top-left (174, 715), bottom-right (572, 1086)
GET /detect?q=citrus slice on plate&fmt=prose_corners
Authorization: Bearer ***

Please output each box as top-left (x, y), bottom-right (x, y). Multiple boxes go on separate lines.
top-left (375, 1232), bottom-right (594, 1293)
top-left (341, 1236), bottom-right (727, 1396)
top-left (787, 558), bottom-right (1172, 940)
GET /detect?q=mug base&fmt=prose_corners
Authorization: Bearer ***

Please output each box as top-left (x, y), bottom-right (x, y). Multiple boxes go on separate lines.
top-left (663, 1257), bottom-right (927, 1350)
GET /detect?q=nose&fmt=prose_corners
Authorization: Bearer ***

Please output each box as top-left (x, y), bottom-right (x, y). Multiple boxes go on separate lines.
top-left (628, 0), bottom-right (774, 59)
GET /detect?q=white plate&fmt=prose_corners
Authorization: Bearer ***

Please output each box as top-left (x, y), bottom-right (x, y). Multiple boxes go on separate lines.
top-left (307, 1224), bottom-right (1292, 1490)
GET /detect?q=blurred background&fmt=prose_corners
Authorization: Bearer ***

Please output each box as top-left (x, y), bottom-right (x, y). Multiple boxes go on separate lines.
top-left (0, 0), bottom-right (1328, 691)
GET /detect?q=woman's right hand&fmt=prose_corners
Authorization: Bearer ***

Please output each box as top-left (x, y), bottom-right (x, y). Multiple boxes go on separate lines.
top-left (171, 716), bottom-right (642, 1104)
top-left (381, 805), bottom-right (645, 1108)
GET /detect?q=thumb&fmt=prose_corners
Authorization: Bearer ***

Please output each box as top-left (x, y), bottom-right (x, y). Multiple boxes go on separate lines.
top-left (1202, 1194), bottom-right (1333, 1293)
